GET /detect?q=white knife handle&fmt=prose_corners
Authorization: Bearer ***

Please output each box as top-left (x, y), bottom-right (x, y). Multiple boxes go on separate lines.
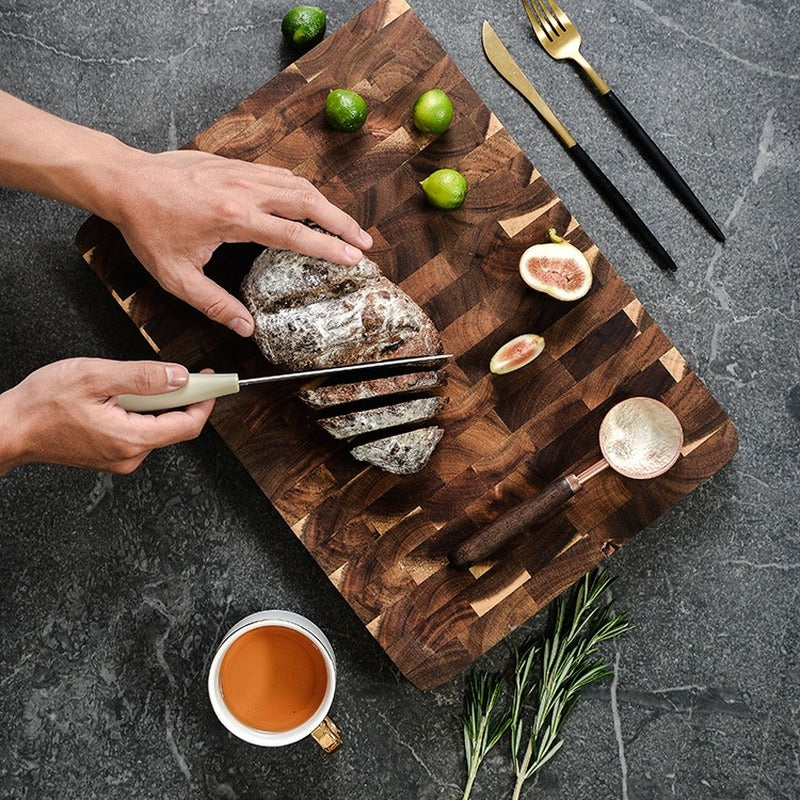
top-left (117, 373), bottom-right (241, 412)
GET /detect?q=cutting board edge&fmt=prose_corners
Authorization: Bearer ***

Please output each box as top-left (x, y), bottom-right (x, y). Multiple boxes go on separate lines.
top-left (73, 0), bottom-right (741, 693)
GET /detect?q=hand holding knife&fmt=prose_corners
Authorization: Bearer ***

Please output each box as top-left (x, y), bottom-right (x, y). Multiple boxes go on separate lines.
top-left (481, 21), bottom-right (678, 272)
top-left (117, 354), bottom-right (452, 412)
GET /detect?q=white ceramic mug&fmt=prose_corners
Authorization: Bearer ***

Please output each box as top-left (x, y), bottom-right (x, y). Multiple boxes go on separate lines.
top-left (207, 610), bottom-right (342, 751)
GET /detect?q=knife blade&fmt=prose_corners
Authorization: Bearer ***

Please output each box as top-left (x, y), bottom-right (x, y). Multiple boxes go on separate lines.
top-left (482, 21), bottom-right (575, 149)
top-left (481, 21), bottom-right (677, 272)
top-left (117, 353), bottom-right (453, 412)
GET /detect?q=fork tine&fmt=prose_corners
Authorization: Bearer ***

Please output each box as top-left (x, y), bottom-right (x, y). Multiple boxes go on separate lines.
top-left (520, 0), bottom-right (554, 43)
top-left (533, 0), bottom-right (560, 40)
top-left (532, 0), bottom-right (561, 36)
top-left (543, 0), bottom-right (570, 31)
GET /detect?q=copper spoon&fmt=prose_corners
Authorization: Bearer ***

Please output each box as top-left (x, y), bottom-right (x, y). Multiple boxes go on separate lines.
top-left (449, 397), bottom-right (684, 569)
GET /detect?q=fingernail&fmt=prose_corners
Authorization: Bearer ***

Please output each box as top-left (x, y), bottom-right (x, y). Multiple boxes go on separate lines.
top-left (166, 365), bottom-right (188, 388)
top-left (345, 244), bottom-right (362, 261)
top-left (359, 228), bottom-right (373, 248)
top-left (228, 317), bottom-right (254, 336)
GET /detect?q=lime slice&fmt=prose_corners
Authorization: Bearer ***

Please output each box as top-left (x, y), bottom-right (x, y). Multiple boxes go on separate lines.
top-left (325, 89), bottom-right (368, 132)
top-left (413, 89), bottom-right (453, 134)
top-left (420, 168), bottom-right (468, 210)
top-left (282, 6), bottom-right (327, 52)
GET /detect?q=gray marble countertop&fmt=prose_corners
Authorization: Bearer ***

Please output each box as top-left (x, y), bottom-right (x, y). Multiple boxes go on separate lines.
top-left (1, 1), bottom-right (798, 798)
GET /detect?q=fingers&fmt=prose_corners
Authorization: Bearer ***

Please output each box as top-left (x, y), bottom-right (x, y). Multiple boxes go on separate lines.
top-left (163, 269), bottom-right (255, 336)
top-left (247, 215), bottom-right (370, 266)
top-left (127, 396), bottom-right (215, 449)
top-left (263, 176), bottom-right (372, 249)
top-left (262, 186), bottom-right (373, 252)
top-left (84, 358), bottom-right (189, 396)
top-left (229, 163), bottom-right (373, 254)
top-left (113, 369), bottom-right (215, 470)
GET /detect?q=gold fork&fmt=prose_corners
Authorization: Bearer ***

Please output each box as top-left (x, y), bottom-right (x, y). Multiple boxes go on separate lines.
top-left (520, 0), bottom-right (725, 242)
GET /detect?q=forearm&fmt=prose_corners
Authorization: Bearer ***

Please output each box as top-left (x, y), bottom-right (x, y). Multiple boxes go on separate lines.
top-left (0, 90), bottom-right (140, 221)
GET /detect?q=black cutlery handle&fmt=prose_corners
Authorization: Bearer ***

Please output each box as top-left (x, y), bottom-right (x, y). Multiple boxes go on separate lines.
top-left (603, 90), bottom-right (725, 242)
top-left (567, 142), bottom-right (678, 272)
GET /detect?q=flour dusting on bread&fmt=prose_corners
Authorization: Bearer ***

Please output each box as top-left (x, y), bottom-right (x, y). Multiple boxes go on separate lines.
top-left (242, 235), bottom-right (446, 474)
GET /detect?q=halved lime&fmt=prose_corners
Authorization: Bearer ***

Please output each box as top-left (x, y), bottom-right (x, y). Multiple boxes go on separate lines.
top-left (282, 6), bottom-right (327, 52)
top-left (413, 88), bottom-right (453, 134)
top-left (420, 168), bottom-right (468, 210)
top-left (325, 88), bottom-right (368, 132)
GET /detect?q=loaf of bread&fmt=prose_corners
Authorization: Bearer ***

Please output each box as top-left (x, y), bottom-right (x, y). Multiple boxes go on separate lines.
top-left (243, 249), bottom-right (442, 371)
top-left (242, 238), bottom-right (446, 475)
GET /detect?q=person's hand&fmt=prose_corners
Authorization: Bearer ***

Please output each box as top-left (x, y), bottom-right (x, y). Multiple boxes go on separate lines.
top-left (107, 149), bottom-right (374, 336)
top-left (0, 358), bottom-right (214, 475)
top-left (0, 93), bottom-right (373, 335)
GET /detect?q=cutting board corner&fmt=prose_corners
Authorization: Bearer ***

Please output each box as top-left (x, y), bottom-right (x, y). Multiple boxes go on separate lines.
top-left (78, 0), bottom-right (737, 691)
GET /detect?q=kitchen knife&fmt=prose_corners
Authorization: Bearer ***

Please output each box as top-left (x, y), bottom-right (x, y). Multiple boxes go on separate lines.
top-left (482, 20), bottom-right (677, 272)
top-left (117, 353), bottom-right (452, 412)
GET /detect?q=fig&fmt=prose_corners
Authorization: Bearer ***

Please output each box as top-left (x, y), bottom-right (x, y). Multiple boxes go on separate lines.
top-left (490, 333), bottom-right (545, 374)
top-left (519, 228), bottom-right (592, 301)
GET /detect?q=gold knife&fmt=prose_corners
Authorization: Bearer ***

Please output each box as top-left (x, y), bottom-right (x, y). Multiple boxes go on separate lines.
top-left (481, 21), bottom-right (677, 272)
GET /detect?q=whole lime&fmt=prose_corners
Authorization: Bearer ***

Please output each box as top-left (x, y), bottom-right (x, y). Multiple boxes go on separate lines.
top-left (420, 168), bottom-right (468, 210)
top-left (325, 88), bottom-right (368, 132)
top-left (413, 88), bottom-right (453, 134)
top-left (281, 6), bottom-right (327, 52)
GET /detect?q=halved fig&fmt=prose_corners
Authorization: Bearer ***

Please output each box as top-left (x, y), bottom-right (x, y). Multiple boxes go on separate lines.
top-left (490, 333), bottom-right (545, 374)
top-left (519, 228), bottom-right (592, 301)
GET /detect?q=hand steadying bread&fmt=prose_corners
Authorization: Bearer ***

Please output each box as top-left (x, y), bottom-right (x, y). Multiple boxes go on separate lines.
top-left (0, 90), bottom-right (372, 474)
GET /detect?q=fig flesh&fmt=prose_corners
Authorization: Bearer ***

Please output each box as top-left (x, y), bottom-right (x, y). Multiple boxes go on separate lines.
top-left (490, 333), bottom-right (545, 374)
top-left (519, 228), bottom-right (592, 301)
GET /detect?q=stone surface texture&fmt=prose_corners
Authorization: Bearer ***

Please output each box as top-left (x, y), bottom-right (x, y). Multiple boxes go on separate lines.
top-left (0, 1), bottom-right (798, 798)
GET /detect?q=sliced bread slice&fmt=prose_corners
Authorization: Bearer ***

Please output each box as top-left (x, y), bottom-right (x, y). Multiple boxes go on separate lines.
top-left (349, 426), bottom-right (444, 475)
top-left (299, 370), bottom-right (444, 409)
top-left (319, 396), bottom-right (448, 439)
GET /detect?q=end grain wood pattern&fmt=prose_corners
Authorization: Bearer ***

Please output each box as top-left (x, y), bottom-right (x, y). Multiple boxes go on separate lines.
top-left (76, 0), bottom-right (738, 690)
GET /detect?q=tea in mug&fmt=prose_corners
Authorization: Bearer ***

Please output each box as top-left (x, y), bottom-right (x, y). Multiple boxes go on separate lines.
top-left (219, 625), bottom-right (328, 731)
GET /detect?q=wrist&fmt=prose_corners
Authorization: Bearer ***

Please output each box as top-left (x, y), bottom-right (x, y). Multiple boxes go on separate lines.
top-left (0, 387), bottom-right (30, 475)
top-left (70, 135), bottom-right (149, 224)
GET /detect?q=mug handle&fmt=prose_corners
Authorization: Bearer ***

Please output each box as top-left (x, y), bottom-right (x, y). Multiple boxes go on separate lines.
top-left (311, 715), bottom-right (343, 753)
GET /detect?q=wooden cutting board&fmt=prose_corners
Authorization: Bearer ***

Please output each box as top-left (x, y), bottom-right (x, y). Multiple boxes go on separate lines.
top-left (76, 0), bottom-right (737, 690)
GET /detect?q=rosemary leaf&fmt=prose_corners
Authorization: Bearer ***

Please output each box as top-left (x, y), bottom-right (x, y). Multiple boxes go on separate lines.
top-left (509, 569), bottom-right (630, 800)
top-left (460, 670), bottom-right (511, 800)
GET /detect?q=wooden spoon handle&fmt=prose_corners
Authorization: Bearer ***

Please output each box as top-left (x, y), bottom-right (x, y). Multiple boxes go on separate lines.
top-left (449, 475), bottom-right (580, 569)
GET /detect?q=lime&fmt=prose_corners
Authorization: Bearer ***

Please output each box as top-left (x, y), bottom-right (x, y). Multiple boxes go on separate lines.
top-left (420, 168), bottom-right (468, 210)
top-left (413, 88), bottom-right (453, 134)
top-left (281, 6), bottom-right (327, 51)
top-left (325, 88), bottom-right (368, 132)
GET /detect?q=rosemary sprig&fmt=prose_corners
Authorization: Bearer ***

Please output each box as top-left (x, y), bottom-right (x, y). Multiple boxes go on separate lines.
top-left (509, 570), bottom-right (630, 800)
top-left (458, 570), bottom-right (629, 800)
top-left (461, 671), bottom-right (511, 800)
